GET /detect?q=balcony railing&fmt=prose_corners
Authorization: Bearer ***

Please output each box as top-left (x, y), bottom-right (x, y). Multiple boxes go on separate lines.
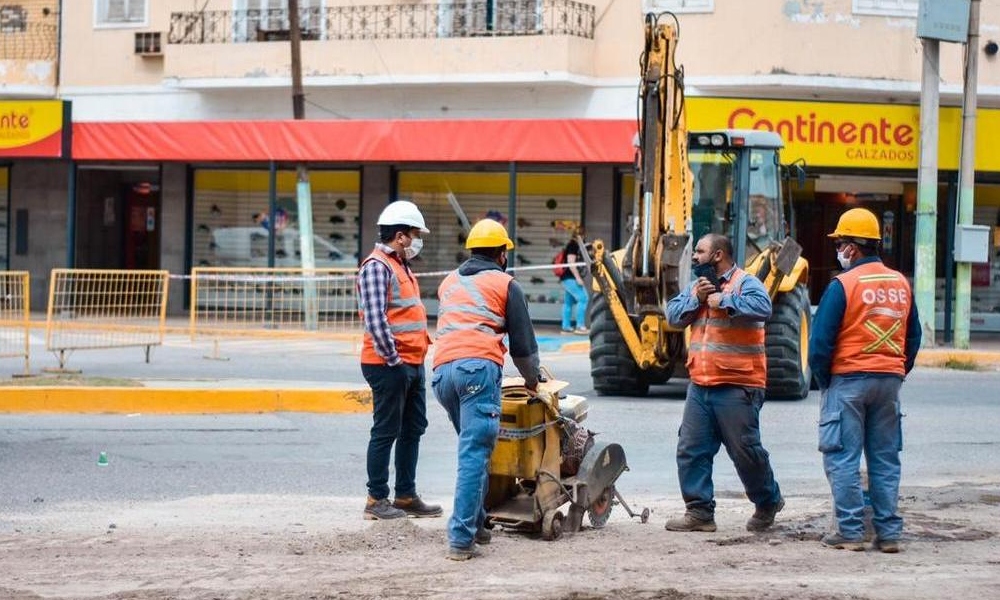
top-left (0, 22), bottom-right (57, 61)
top-left (169, 1), bottom-right (595, 45)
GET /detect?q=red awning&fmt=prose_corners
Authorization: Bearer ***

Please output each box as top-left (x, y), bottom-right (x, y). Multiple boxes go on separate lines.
top-left (72, 119), bottom-right (637, 163)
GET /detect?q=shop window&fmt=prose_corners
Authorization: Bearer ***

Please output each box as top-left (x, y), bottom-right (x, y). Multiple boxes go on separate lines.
top-left (644, 0), bottom-right (713, 14)
top-left (95, 0), bottom-right (146, 26)
top-left (852, 0), bottom-right (917, 18)
top-left (396, 170), bottom-right (583, 311)
top-left (0, 167), bottom-right (7, 270)
top-left (191, 169), bottom-right (360, 270)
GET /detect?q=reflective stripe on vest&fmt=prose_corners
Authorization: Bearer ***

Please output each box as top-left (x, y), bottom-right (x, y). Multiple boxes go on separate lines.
top-left (831, 261), bottom-right (910, 376)
top-left (685, 268), bottom-right (767, 388)
top-left (433, 269), bottom-right (511, 368)
top-left (359, 249), bottom-right (429, 365)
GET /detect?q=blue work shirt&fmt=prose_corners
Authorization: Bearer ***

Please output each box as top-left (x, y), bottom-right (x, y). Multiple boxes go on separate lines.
top-left (666, 264), bottom-right (772, 328)
top-left (808, 256), bottom-right (922, 390)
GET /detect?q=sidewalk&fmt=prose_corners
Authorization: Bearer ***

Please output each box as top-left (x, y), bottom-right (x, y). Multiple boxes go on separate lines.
top-left (1, 325), bottom-right (996, 414)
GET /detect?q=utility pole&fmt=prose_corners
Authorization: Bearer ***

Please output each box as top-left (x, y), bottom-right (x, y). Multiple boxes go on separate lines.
top-left (288, 0), bottom-right (317, 329)
top-left (914, 37), bottom-right (939, 348)
top-left (954, 0), bottom-right (980, 349)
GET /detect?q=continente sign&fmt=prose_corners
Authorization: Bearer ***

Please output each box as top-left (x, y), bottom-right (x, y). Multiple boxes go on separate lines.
top-left (0, 100), bottom-right (71, 159)
top-left (687, 98), bottom-right (921, 169)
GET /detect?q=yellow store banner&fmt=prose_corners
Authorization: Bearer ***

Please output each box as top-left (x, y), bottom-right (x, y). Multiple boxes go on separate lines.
top-left (688, 97), bottom-right (1000, 172)
top-left (0, 100), bottom-right (68, 158)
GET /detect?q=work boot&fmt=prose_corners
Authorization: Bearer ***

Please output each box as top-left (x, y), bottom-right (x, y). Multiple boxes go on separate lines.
top-left (393, 495), bottom-right (443, 518)
top-left (873, 539), bottom-right (901, 554)
top-left (475, 526), bottom-right (492, 545)
top-left (821, 532), bottom-right (866, 551)
top-left (363, 497), bottom-right (406, 520)
top-left (445, 545), bottom-right (482, 561)
top-left (746, 498), bottom-right (785, 532)
top-left (664, 513), bottom-right (717, 532)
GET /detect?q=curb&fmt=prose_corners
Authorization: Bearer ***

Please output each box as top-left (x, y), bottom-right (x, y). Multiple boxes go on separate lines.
top-left (914, 349), bottom-right (1000, 369)
top-left (0, 387), bottom-right (373, 414)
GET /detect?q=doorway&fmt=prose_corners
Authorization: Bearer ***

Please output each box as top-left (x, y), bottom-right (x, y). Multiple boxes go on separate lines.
top-left (75, 165), bottom-right (161, 269)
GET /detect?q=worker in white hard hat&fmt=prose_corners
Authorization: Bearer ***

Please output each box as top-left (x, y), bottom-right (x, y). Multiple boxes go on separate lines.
top-left (432, 218), bottom-right (540, 560)
top-left (357, 199), bottom-right (441, 520)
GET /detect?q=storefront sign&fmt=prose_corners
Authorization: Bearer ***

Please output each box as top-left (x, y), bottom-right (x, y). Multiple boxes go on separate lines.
top-left (688, 97), bottom-right (1000, 172)
top-left (0, 100), bottom-right (71, 158)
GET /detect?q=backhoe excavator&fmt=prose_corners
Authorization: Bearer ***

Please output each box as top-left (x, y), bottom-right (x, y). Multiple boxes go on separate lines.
top-left (586, 12), bottom-right (812, 399)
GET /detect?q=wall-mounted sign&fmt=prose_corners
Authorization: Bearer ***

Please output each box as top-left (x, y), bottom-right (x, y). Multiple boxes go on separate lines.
top-left (0, 100), bottom-right (71, 159)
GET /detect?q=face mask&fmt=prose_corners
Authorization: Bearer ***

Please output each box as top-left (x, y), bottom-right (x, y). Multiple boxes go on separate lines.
top-left (836, 248), bottom-right (851, 270)
top-left (692, 261), bottom-right (716, 281)
top-left (403, 236), bottom-right (423, 260)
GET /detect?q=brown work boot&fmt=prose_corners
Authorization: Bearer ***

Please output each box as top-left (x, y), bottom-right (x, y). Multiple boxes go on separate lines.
top-left (664, 513), bottom-right (717, 532)
top-left (363, 497), bottom-right (406, 520)
top-left (821, 532), bottom-right (866, 551)
top-left (746, 498), bottom-right (785, 532)
top-left (445, 545), bottom-right (481, 561)
top-left (393, 495), bottom-right (443, 518)
top-left (474, 526), bottom-right (492, 545)
top-left (873, 538), bottom-right (901, 553)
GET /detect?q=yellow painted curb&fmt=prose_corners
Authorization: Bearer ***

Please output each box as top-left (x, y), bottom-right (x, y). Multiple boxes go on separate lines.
top-left (560, 341), bottom-right (590, 353)
top-left (915, 350), bottom-right (1000, 368)
top-left (0, 387), bottom-right (373, 414)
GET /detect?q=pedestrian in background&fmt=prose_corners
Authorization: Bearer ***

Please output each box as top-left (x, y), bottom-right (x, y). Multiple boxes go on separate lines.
top-left (432, 218), bottom-right (541, 561)
top-left (357, 200), bottom-right (441, 521)
top-left (809, 208), bottom-right (920, 553)
top-left (560, 225), bottom-right (589, 334)
top-left (664, 233), bottom-right (784, 533)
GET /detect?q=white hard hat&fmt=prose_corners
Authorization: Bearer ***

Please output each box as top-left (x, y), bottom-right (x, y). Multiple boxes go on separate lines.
top-left (377, 200), bottom-right (429, 233)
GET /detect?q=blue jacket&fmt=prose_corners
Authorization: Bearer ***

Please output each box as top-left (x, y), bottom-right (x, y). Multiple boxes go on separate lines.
top-left (667, 264), bottom-right (772, 328)
top-left (808, 256), bottom-right (921, 390)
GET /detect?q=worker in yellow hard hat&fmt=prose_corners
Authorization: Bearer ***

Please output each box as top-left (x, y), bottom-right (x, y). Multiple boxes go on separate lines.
top-left (808, 207), bottom-right (921, 553)
top-left (431, 218), bottom-right (541, 561)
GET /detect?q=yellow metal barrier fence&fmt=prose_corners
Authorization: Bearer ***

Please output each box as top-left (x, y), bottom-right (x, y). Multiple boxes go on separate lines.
top-left (190, 268), bottom-right (362, 348)
top-left (0, 271), bottom-right (30, 374)
top-left (46, 269), bottom-right (170, 370)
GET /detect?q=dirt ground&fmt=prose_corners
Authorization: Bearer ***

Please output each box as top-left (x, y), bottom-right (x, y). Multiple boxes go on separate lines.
top-left (1, 482), bottom-right (998, 600)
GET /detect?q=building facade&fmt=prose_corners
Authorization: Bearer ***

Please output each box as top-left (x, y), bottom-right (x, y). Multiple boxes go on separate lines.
top-left (2, 0), bottom-right (1000, 328)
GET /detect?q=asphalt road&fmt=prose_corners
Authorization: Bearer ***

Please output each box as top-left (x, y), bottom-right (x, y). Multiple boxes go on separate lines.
top-left (2, 347), bottom-right (998, 522)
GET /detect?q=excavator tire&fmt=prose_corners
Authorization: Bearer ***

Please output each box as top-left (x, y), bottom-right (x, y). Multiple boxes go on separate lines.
top-left (588, 292), bottom-right (650, 397)
top-left (765, 283), bottom-right (812, 400)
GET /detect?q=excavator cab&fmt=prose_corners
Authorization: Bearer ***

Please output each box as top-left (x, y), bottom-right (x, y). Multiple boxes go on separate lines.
top-left (688, 130), bottom-right (785, 266)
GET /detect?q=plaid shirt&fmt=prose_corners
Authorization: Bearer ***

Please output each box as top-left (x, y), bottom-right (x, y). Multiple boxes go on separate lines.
top-left (357, 243), bottom-right (409, 366)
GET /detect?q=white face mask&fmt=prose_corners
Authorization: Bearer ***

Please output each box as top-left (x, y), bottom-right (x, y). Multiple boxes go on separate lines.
top-left (404, 236), bottom-right (423, 260)
top-left (836, 248), bottom-right (851, 269)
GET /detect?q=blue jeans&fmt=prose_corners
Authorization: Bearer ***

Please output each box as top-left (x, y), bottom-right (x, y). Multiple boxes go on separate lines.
top-left (676, 383), bottom-right (782, 520)
top-left (431, 358), bottom-right (502, 549)
top-left (561, 278), bottom-right (588, 330)
top-left (361, 362), bottom-right (428, 500)
top-left (819, 374), bottom-right (903, 542)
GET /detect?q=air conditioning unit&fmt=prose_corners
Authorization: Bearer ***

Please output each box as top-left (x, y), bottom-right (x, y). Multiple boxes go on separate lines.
top-left (134, 32), bottom-right (163, 56)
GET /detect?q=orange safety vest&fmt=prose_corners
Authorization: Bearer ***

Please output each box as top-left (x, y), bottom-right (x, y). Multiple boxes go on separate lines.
top-left (359, 248), bottom-right (430, 366)
top-left (831, 261), bottom-right (911, 376)
top-left (433, 269), bottom-right (511, 369)
top-left (686, 268), bottom-right (767, 388)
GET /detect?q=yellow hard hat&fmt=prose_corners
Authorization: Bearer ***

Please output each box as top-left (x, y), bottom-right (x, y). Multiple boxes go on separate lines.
top-left (466, 218), bottom-right (514, 250)
top-left (828, 208), bottom-right (880, 241)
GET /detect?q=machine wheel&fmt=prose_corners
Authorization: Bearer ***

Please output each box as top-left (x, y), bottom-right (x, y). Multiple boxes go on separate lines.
top-left (765, 283), bottom-right (812, 400)
top-left (587, 485), bottom-right (615, 529)
top-left (589, 292), bottom-right (651, 397)
top-left (542, 510), bottom-right (564, 541)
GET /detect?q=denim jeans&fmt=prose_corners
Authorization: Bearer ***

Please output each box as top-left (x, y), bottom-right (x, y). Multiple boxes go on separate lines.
top-left (561, 278), bottom-right (588, 330)
top-left (361, 362), bottom-right (428, 500)
top-left (676, 383), bottom-right (782, 520)
top-left (431, 358), bottom-right (502, 549)
top-left (819, 374), bottom-right (903, 542)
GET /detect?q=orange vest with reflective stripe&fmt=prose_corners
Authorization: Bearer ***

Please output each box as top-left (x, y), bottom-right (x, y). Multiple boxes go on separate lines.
top-left (359, 248), bottom-right (430, 366)
top-left (433, 269), bottom-right (511, 369)
top-left (686, 268), bottom-right (767, 388)
top-left (831, 261), bottom-right (911, 376)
